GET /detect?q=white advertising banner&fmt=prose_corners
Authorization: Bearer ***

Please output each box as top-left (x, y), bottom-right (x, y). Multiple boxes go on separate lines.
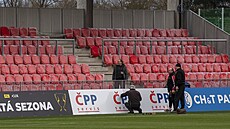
top-left (68, 88), bottom-right (169, 115)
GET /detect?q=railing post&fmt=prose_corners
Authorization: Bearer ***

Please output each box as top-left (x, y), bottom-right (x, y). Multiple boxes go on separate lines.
top-left (134, 40), bottom-right (136, 55)
top-left (166, 41), bottom-right (168, 55)
top-left (118, 40), bottom-right (120, 55)
top-left (196, 41), bottom-right (198, 55)
top-left (37, 39), bottom-right (40, 56)
top-left (102, 40), bottom-right (105, 65)
top-left (55, 40), bottom-right (58, 55)
top-left (2, 40), bottom-right (4, 55)
top-left (222, 8), bottom-right (224, 30)
top-left (73, 39), bottom-right (75, 55)
top-left (19, 39), bottom-right (22, 55)
top-left (150, 41), bottom-right (152, 55)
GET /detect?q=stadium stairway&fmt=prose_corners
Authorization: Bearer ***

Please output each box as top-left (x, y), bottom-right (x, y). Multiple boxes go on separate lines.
top-left (57, 41), bottom-right (113, 81)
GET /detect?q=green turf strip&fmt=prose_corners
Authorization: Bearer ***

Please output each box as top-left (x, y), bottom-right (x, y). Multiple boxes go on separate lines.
top-left (0, 112), bottom-right (230, 129)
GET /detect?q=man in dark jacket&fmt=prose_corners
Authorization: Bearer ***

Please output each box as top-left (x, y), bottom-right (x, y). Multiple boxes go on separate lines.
top-left (112, 59), bottom-right (128, 89)
top-left (121, 85), bottom-right (142, 114)
top-left (165, 68), bottom-right (176, 112)
top-left (174, 63), bottom-right (186, 113)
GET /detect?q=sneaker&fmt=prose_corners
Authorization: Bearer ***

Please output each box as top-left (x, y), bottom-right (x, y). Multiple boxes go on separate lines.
top-left (164, 108), bottom-right (172, 112)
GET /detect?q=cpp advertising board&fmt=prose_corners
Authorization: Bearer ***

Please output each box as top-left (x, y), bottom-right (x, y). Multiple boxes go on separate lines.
top-left (184, 88), bottom-right (230, 112)
top-left (0, 91), bottom-right (72, 117)
top-left (68, 88), bottom-right (169, 115)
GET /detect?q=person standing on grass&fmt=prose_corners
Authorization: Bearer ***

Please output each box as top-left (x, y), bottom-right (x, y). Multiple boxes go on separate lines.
top-left (165, 68), bottom-right (176, 112)
top-left (174, 63), bottom-right (186, 113)
top-left (112, 59), bottom-right (128, 89)
top-left (121, 85), bottom-right (142, 114)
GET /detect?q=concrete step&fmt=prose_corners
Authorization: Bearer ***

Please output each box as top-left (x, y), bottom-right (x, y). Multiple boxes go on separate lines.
top-left (90, 66), bottom-right (109, 72)
top-left (76, 53), bottom-right (91, 57)
top-left (77, 57), bottom-right (102, 63)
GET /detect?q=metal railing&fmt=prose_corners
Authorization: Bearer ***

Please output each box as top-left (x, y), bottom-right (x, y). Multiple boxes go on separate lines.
top-left (0, 38), bottom-right (76, 55)
top-left (102, 38), bottom-right (228, 64)
top-left (0, 79), bottom-right (229, 92)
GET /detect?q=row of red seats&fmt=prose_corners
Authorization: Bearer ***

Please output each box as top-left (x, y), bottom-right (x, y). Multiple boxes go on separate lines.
top-left (65, 28), bottom-right (189, 38)
top-left (76, 37), bottom-right (198, 48)
top-left (0, 36), bottom-right (50, 46)
top-left (125, 63), bottom-right (230, 74)
top-left (0, 26), bottom-right (37, 36)
top-left (0, 64), bottom-right (90, 75)
top-left (104, 54), bottom-right (229, 66)
top-left (0, 45), bottom-right (63, 55)
top-left (0, 55), bottom-right (76, 65)
top-left (0, 73), bottom-right (103, 84)
top-left (99, 45), bottom-right (214, 56)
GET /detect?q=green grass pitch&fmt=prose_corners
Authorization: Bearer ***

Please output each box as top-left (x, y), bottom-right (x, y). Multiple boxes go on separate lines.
top-left (0, 112), bottom-right (230, 129)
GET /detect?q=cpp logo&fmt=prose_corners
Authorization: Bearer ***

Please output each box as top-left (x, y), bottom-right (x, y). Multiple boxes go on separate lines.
top-left (113, 91), bottom-right (128, 104)
top-left (184, 91), bottom-right (193, 109)
top-left (150, 91), bottom-right (169, 104)
top-left (75, 92), bottom-right (97, 106)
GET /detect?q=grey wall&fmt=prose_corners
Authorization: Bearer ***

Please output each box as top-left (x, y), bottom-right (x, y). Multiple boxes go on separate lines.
top-left (185, 11), bottom-right (230, 55)
top-left (93, 9), bottom-right (176, 29)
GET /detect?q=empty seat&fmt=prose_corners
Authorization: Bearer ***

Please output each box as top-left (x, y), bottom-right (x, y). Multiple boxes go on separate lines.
top-left (152, 29), bottom-right (160, 37)
top-left (0, 55), bottom-right (5, 64)
top-left (213, 64), bottom-right (221, 72)
top-left (146, 55), bottom-right (154, 64)
top-left (125, 46), bottom-right (134, 55)
top-left (14, 55), bottom-right (23, 65)
top-left (10, 27), bottom-right (19, 36)
top-left (112, 55), bottom-right (120, 64)
top-left (59, 55), bottom-right (68, 64)
top-left (41, 74), bottom-right (51, 83)
top-left (14, 74), bottom-right (23, 86)
top-left (86, 37), bottom-right (95, 47)
top-left (155, 46), bottom-right (165, 55)
top-left (64, 64), bottom-right (73, 74)
top-left (67, 55), bottom-right (76, 64)
top-left (98, 29), bottom-right (106, 38)
top-left (22, 37), bottom-right (33, 45)
top-left (9, 45), bottom-right (19, 55)
top-left (19, 64), bottom-right (28, 74)
top-left (151, 64), bottom-right (159, 73)
top-left (46, 64), bottom-right (54, 74)
top-left (130, 55), bottom-right (138, 64)
top-left (207, 55), bottom-right (216, 63)
top-left (182, 64), bottom-right (191, 73)
top-left (73, 28), bottom-right (81, 37)
top-left (41, 36), bottom-right (50, 45)
top-left (153, 55), bottom-right (162, 64)
top-left (76, 37), bottom-right (86, 48)
top-left (184, 55), bottom-right (192, 63)
top-left (126, 64), bottom-right (134, 73)
top-left (28, 27), bottom-right (37, 36)
top-left (185, 46), bottom-right (194, 54)
top-left (50, 55), bottom-right (59, 64)
top-left (191, 64), bottom-right (199, 72)
top-left (46, 45), bottom-right (55, 55)
top-left (95, 37), bottom-right (102, 46)
top-left (1, 64), bottom-right (10, 75)
top-left (41, 55), bottom-right (50, 64)
top-left (27, 45), bottom-right (36, 55)
top-left (144, 29), bottom-right (152, 37)
top-left (140, 46), bottom-right (148, 55)
top-left (198, 64), bottom-right (206, 72)
top-left (81, 64), bottom-right (90, 74)
top-left (121, 55), bottom-right (129, 64)
top-left (114, 29), bottom-right (122, 37)
top-left (130, 73), bottom-right (140, 82)
top-left (23, 55), bottom-right (32, 64)
top-left (54, 64), bottom-right (63, 74)
top-left (159, 64), bottom-right (167, 73)
top-left (104, 55), bottom-right (113, 66)
top-left (26, 64), bottom-right (36, 74)
top-left (72, 64), bottom-right (81, 74)
top-left (90, 28), bottom-right (98, 37)
top-left (161, 55), bottom-right (169, 64)
top-left (106, 29), bottom-right (114, 37)
top-left (81, 28), bottom-right (90, 37)
top-left (169, 55), bottom-right (177, 63)
top-left (10, 64), bottom-right (19, 74)
top-left (99, 46), bottom-right (108, 55)
top-left (59, 74), bottom-right (67, 82)
top-left (177, 55), bottom-right (184, 64)
top-left (192, 55), bottom-right (200, 63)
top-left (122, 29), bottom-right (129, 37)
top-left (31, 55), bottom-right (40, 64)
top-left (5, 55), bottom-right (14, 64)
top-left (138, 55), bottom-right (146, 64)
top-left (108, 46), bottom-right (117, 55)
top-left (221, 64), bottom-right (228, 72)
top-left (143, 64), bottom-right (151, 73)
top-left (67, 74), bottom-right (77, 83)
top-left (199, 55), bottom-right (208, 63)
top-left (134, 64), bottom-right (143, 73)
top-left (137, 29), bottom-right (145, 37)
top-left (19, 28), bottom-right (28, 36)
top-left (37, 64), bottom-right (46, 74)
top-left (206, 63), bottom-right (213, 72)
top-left (215, 55), bottom-right (223, 63)
top-left (0, 26), bottom-right (10, 36)
top-left (50, 74), bottom-right (59, 84)
top-left (222, 54), bottom-right (229, 63)
top-left (39, 45), bottom-right (46, 55)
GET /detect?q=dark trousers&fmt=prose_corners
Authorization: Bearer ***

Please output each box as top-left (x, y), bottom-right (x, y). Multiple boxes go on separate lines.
top-left (174, 86), bottom-right (185, 109)
top-left (125, 102), bottom-right (142, 113)
top-left (114, 80), bottom-right (125, 89)
top-left (169, 93), bottom-right (176, 110)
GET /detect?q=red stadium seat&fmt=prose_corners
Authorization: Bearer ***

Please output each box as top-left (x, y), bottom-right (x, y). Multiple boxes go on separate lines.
top-left (155, 46), bottom-right (165, 54)
top-left (185, 46), bottom-right (194, 54)
top-left (39, 45), bottom-right (46, 55)
top-left (140, 73), bottom-right (148, 82)
top-left (50, 55), bottom-right (59, 64)
top-left (159, 29), bottom-right (167, 37)
top-left (37, 64), bottom-right (46, 74)
top-left (54, 64), bottom-right (63, 74)
top-left (27, 64), bottom-right (36, 74)
top-left (76, 37), bottom-right (86, 48)
top-left (23, 55), bottom-right (32, 64)
top-left (145, 29), bottom-right (152, 37)
top-left (207, 55), bottom-right (216, 63)
top-left (126, 64), bottom-right (135, 73)
top-left (72, 64), bottom-right (81, 74)
top-left (27, 45), bottom-right (36, 55)
top-left (31, 55), bottom-right (40, 64)
top-left (122, 29), bottom-right (129, 37)
top-left (46, 64), bottom-right (54, 74)
top-left (0, 55), bottom-right (5, 64)
top-left (121, 55), bottom-right (129, 64)
top-left (112, 55), bottom-right (120, 65)
top-left (76, 74), bottom-right (86, 81)
top-left (19, 28), bottom-right (28, 36)
top-left (64, 64), bottom-right (73, 74)
top-left (192, 55), bottom-right (200, 63)
top-left (9, 45), bottom-right (18, 55)
top-left (0, 45), bottom-right (9, 55)
top-left (149, 73), bottom-right (157, 81)
top-left (6, 55), bottom-right (14, 64)
top-left (28, 27), bottom-right (37, 36)
top-left (198, 64), bottom-right (206, 72)
top-left (68, 55), bottom-right (76, 64)
top-left (222, 54), bottom-right (229, 63)
top-left (129, 29), bottom-right (137, 37)
top-left (10, 27), bottom-right (19, 36)
top-left (215, 55), bottom-right (222, 63)
top-left (41, 55), bottom-right (50, 64)
top-left (106, 29), bottom-right (114, 37)
top-left (199, 55), bottom-right (208, 63)
top-left (46, 45), bottom-right (55, 55)
top-left (81, 64), bottom-right (90, 74)
top-left (95, 37), bottom-right (102, 46)
top-left (125, 46), bottom-right (134, 55)
top-left (86, 37), bottom-right (95, 47)
top-left (10, 64), bottom-right (19, 74)
top-left (130, 55), bottom-right (138, 64)
top-left (153, 55), bottom-right (161, 64)
top-left (59, 74), bottom-right (67, 82)
top-left (90, 28), bottom-right (98, 37)
top-left (108, 46), bottom-right (117, 55)
top-left (134, 64), bottom-right (143, 73)
top-left (213, 64), bottom-right (221, 72)
top-left (151, 64), bottom-right (159, 73)
top-left (177, 55), bottom-right (184, 64)
top-left (118, 46), bottom-right (125, 55)
top-left (98, 29), bottom-right (106, 38)
top-left (73, 29), bottom-right (81, 37)
top-left (140, 46), bottom-right (148, 55)
top-left (19, 64), bottom-right (28, 74)
top-left (130, 73), bottom-right (140, 82)
top-left (184, 55), bottom-right (192, 63)
top-left (14, 55), bottom-right (23, 65)
top-left (67, 74), bottom-right (77, 83)
top-left (138, 55), bottom-right (146, 64)
top-left (114, 29), bottom-right (122, 37)
top-left (159, 64), bottom-right (167, 73)
top-left (169, 55), bottom-right (177, 64)
top-left (59, 55), bottom-right (68, 64)
top-left (143, 64), bottom-right (151, 73)
top-left (14, 74), bottom-right (23, 85)
top-left (206, 63), bottom-right (213, 72)
top-left (0, 26), bottom-right (10, 36)
top-left (81, 28), bottom-right (90, 37)
top-left (41, 36), bottom-right (50, 45)
top-left (221, 64), bottom-right (228, 72)
top-left (171, 46), bottom-right (179, 54)
top-left (146, 55), bottom-right (154, 64)
top-left (157, 73), bottom-right (166, 82)
top-left (137, 29), bottom-right (145, 37)
top-left (182, 64), bottom-right (191, 73)
top-left (1, 64), bottom-right (10, 75)
top-left (191, 64), bottom-right (199, 72)
top-left (152, 29), bottom-right (160, 37)
top-left (104, 55), bottom-right (113, 66)
top-left (162, 55), bottom-right (169, 64)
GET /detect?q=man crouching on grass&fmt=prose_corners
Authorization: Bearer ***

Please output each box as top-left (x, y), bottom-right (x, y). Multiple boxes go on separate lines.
top-left (121, 85), bottom-right (142, 114)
